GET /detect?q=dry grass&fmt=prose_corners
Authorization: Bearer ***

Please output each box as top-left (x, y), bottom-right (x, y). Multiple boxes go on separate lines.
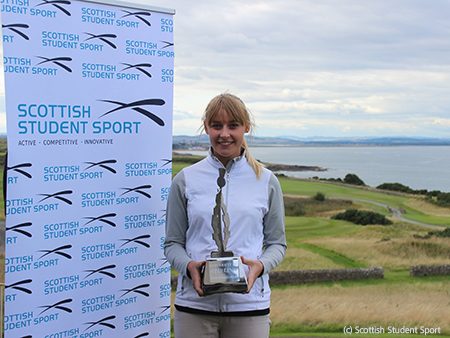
top-left (405, 199), bottom-right (450, 217)
top-left (270, 282), bottom-right (450, 333)
top-left (284, 195), bottom-right (353, 217)
top-left (304, 225), bottom-right (450, 270)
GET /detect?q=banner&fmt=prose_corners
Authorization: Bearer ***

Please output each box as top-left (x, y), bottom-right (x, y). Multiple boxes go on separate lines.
top-left (1, 0), bottom-right (174, 337)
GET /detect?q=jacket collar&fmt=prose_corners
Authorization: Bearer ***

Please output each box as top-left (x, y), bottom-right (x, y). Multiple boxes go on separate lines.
top-left (207, 147), bottom-right (247, 172)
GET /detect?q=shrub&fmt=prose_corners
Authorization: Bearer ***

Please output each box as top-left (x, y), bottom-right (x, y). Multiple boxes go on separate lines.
top-left (427, 190), bottom-right (441, 197)
top-left (376, 183), bottom-right (429, 195)
top-left (313, 192), bottom-right (326, 202)
top-left (343, 173), bottom-right (365, 186)
top-left (425, 191), bottom-right (450, 208)
top-left (436, 192), bottom-right (450, 207)
top-left (283, 198), bottom-right (306, 217)
top-left (377, 182), bottom-right (413, 194)
top-left (283, 196), bottom-right (352, 217)
top-left (331, 208), bottom-right (392, 226)
top-left (414, 227), bottom-right (450, 239)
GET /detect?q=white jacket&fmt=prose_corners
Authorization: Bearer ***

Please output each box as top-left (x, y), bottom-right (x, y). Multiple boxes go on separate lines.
top-left (165, 152), bottom-right (286, 313)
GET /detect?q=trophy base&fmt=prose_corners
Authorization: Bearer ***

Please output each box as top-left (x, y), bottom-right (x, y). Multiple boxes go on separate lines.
top-left (202, 256), bottom-right (248, 295)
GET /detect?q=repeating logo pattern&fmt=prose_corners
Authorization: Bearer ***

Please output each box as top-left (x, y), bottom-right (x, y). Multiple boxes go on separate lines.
top-left (3, 0), bottom-right (174, 336)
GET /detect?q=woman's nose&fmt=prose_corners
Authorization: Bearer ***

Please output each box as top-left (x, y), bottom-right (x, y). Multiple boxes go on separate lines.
top-left (220, 128), bottom-right (230, 138)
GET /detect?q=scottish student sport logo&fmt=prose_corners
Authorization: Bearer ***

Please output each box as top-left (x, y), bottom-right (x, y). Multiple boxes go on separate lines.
top-left (36, 56), bottom-right (73, 72)
top-left (2, 23), bottom-right (30, 42)
top-left (121, 62), bottom-right (152, 78)
top-left (117, 234), bottom-right (151, 257)
top-left (82, 159), bottom-right (117, 180)
top-left (121, 9), bottom-right (151, 26)
top-left (99, 98), bottom-right (166, 126)
top-left (36, 0), bottom-right (72, 17)
top-left (5, 190), bottom-right (72, 216)
top-left (33, 299), bottom-right (73, 329)
top-left (5, 278), bottom-right (33, 303)
top-left (35, 189), bottom-right (73, 213)
top-left (84, 32), bottom-right (117, 49)
top-left (6, 221), bottom-right (33, 245)
top-left (7, 162), bottom-right (32, 181)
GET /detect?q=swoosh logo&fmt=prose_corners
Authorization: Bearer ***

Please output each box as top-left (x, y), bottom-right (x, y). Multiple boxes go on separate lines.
top-left (121, 10), bottom-right (151, 26)
top-left (85, 32), bottom-right (117, 49)
top-left (6, 222), bottom-right (32, 238)
top-left (36, 56), bottom-right (72, 72)
top-left (7, 162), bottom-right (32, 178)
top-left (120, 185), bottom-right (152, 198)
top-left (99, 99), bottom-right (165, 126)
top-left (2, 23), bottom-right (29, 40)
top-left (36, 0), bottom-right (71, 16)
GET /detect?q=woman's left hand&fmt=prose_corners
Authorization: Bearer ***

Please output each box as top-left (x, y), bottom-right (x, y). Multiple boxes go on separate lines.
top-left (240, 256), bottom-right (264, 293)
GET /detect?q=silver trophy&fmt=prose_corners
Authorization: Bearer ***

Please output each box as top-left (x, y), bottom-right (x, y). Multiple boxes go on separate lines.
top-left (201, 168), bottom-right (248, 295)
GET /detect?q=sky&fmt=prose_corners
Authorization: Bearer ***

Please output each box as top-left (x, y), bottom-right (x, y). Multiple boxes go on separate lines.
top-left (1, 0), bottom-right (450, 138)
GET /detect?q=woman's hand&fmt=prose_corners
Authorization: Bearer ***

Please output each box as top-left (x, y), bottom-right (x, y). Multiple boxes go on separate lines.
top-left (187, 260), bottom-right (206, 297)
top-left (241, 256), bottom-right (264, 293)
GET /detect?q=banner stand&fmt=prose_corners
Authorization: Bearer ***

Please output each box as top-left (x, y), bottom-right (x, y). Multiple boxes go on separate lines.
top-left (1, 1), bottom-right (174, 336)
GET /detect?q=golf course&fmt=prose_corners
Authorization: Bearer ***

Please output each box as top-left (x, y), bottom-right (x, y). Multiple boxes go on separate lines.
top-left (172, 154), bottom-right (450, 337)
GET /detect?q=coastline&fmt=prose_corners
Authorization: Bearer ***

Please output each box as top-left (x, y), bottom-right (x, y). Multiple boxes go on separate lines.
top-left (264, 163), bottom-right (327, 172)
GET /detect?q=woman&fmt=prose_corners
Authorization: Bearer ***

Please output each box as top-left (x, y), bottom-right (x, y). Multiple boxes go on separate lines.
top-left (165, 93), bottom-right (286, 338)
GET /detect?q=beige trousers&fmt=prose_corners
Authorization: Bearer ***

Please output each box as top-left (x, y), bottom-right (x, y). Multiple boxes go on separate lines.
top-left (174, 309), bottom-right (271, 338)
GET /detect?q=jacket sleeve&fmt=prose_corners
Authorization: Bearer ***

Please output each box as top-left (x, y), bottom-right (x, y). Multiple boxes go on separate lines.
top-left (164, 170), bottom-right (192, 277)
top-left (259, 173), bottom-right (287, 274)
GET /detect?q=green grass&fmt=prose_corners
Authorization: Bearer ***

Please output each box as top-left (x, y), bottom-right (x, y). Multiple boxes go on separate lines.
top-left (279, 178), bottom-right (410, 206)
top-left (285, 216), bottom-right (361, 240)
top-left (400, 204), bottom-right (450, 226)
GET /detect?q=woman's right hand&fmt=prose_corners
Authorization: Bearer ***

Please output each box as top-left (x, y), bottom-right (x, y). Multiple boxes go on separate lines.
top-left (187, 260), bottom-right (206, 297)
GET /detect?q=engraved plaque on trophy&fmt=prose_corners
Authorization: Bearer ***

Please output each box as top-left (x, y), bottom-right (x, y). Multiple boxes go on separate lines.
top-left (201, 168), bottom-right (248, 295)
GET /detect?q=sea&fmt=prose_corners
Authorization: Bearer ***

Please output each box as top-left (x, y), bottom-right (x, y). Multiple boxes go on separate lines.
top-left (176, 146), bottom-right (450, 193)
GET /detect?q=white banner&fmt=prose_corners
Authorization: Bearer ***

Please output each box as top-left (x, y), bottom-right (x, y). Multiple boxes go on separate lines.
top-left (1, 0), bottom-right (174, 337)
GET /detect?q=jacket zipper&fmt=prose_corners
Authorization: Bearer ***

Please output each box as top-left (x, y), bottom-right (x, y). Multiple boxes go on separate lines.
top-left (226, 171), bottom-right (230, 206)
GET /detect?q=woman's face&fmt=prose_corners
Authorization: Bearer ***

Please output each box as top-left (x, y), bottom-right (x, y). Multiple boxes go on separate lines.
top-left (204, 108), bottom-right (249, 166)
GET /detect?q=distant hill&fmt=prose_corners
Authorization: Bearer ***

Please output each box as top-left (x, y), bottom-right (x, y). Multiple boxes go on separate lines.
top-left (173, 135), bottom-right (450, 149)
top-left (2, 134), bottom-right (449, 147)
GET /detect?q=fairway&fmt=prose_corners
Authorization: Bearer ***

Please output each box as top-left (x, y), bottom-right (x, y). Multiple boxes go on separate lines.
top-left (285, 216), bottom-right (361, 240)
top-left (278, 177), bottom-right (410, 205)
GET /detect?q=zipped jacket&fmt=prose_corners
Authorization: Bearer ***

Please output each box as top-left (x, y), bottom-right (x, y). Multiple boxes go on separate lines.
top-left (164, 151), bottom-right (286, 313)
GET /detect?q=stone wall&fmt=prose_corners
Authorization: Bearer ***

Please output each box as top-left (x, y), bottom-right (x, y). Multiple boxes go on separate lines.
top-left (409, 264), bottom-right (450, 277)
top-left (268, 267), bottom-right (384, 286)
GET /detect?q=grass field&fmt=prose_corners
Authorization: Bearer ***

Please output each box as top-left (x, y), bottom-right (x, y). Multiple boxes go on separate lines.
top-left (171, 157), bottom-right (450, 337)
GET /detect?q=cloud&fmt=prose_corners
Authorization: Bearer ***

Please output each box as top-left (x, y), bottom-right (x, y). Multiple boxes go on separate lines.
top-left (1, 0), bottom-right (449, 137)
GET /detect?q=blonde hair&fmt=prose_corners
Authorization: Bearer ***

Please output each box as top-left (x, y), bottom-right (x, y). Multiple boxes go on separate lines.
top-left (200, 93), bottom-right (264, 179)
